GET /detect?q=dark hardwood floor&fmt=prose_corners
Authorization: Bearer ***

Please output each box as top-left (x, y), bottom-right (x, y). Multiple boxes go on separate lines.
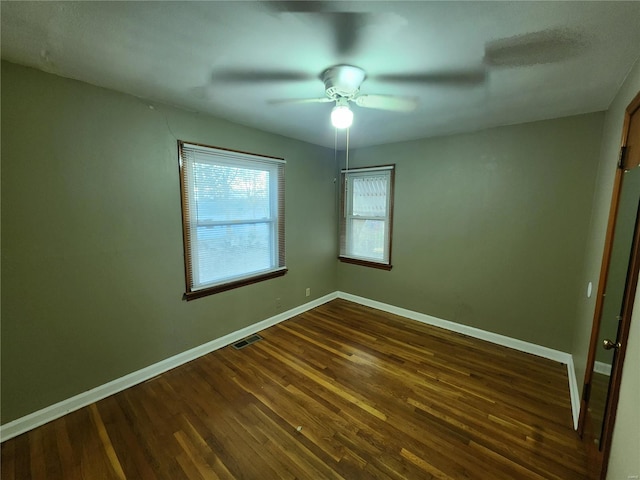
top-left (1, 299), bottom-right (589, 479)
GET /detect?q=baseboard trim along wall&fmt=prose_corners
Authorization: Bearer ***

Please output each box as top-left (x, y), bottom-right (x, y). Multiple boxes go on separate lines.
top-left (336, 292), bottom-right (581, 430)
top-left (1, 290), bottom-right (580, 441)
top-left (594, 361), bottom-right (612, 376)
top-left (0, 292), bottom-right (339, 443)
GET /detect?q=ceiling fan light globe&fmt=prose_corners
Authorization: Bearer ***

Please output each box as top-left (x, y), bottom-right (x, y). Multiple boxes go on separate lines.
top-left (331, 105), bottom-right (353, 129)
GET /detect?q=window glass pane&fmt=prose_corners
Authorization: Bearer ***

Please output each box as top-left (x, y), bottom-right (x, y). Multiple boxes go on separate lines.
top-left (352, 175), bottom-right (388, 217)
top-left (349, 219), bottom-right (385, 260)
top-left (196, 223), bottom-right (272, 285)
top-left (193, 163), bottom-right (271, 222)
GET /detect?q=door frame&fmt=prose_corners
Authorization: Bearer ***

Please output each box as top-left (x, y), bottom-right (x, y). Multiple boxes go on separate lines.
top-left (578, 90), bottom-right (640, 479)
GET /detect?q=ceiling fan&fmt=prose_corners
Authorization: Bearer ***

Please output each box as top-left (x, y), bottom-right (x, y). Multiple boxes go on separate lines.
top-left (214, 63), bottom-right (486, 128)
top-left (268, 64), bottom-right (420, 128)
top-left (226, 61), bottom-right (488, 129)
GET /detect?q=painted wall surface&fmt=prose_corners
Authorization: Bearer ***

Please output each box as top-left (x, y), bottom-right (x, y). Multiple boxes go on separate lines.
top-left (0, 61), bottom-right (338, 423)
top-left (572, 58), bottom-right (640, 397)
top-left (337, 114), bottom-right (604, 352)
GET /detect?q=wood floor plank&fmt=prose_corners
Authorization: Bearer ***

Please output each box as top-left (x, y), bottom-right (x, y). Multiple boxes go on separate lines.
top-left (1, 435), bottom-right (16, 479)
top-left (53, 416), bottom-right (82, 480)
top-left (89, 404), bottom-right (126, 480)
top-left (1, 299), bottom-right (589, 479)
top-left (29, 426), bottom-right (48, 480)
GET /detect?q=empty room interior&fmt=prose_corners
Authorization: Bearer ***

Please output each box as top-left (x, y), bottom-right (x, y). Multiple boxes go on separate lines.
top-left (2, 2), bottom-right (640, 479)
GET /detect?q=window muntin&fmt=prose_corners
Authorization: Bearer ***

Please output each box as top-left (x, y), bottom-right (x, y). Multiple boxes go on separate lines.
top-left (340, 165), bottom-right (394, 269)
top-left (179, 142), bottom-right (286, 299)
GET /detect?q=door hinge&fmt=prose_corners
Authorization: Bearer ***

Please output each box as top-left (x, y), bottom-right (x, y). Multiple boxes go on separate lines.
top-left (582, 382), bottom-right (591, 403)
top-left (619, 145), bottom-right (628, 169)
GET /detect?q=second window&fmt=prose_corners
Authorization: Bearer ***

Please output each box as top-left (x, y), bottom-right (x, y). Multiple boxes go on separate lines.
top-left (339, 165), bottom-right (395, 269)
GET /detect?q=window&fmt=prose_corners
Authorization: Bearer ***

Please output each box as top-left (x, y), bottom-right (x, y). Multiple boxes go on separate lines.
top-left (339, 165), bottom-right (395, 270)
top-left (178, 141), bottom-right (286, 300)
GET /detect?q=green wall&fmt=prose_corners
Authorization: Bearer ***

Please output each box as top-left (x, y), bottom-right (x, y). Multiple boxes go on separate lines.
top-left (0, 61), bottom-right (338, 423)
top-left (0, 59), bottom-right (613, 428)
top-left (337, 114), bottom-right (604, 352)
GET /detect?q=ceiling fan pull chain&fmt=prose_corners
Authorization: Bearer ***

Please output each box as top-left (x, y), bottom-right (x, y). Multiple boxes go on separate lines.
top-left (346, 127), bottom-right (350, 171)
top-left (334, 127), bottom-right (338, 167)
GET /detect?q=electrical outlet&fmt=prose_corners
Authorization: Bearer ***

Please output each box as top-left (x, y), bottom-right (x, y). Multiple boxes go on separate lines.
top-left (627, 475), bottom-right (639, 480)
top-left (305, 287), bottom-right (310, 297)
top-left (276, 297), bottom-right (281, 309)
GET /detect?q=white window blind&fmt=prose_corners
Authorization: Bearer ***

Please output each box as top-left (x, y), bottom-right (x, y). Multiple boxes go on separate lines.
top-left (179, 142), bottom-right (286, 298)
top-left (340, 165), bottom-right (394, 268)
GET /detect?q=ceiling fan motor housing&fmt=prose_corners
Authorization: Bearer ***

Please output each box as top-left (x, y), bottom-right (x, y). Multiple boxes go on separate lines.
top-left (322, 64), bottom-right (366, 99)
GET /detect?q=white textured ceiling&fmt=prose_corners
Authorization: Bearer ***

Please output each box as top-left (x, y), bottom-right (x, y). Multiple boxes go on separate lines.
top-left (2, 1), bottom-right (640, 148)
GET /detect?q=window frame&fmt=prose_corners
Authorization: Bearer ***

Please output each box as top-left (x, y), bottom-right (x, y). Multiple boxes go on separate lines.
top-left (178, 141), bottom-right (287, 300)
top-left (339, 164), bottom-right (395, 270)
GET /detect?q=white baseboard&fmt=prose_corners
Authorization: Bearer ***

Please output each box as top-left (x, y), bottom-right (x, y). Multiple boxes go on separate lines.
top-left (2, 290), bottom-right (581, 440)
top-left (0, 292), bottom-right (338, 443)
top-left (566, 356), bottom-right (580, 430)
top-left (336, 291), bottom-right (581, 429)
top-left (594, 360), bottom-right (612, 376)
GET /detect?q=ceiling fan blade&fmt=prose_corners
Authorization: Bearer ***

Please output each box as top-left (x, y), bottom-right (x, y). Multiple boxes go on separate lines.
top-left (354, 95), bottom-right (418, 112)
top-left (268, 2), bottom-right (366, 56)
top-left (268, 97), bottom-right (333, 105)
top-left (213, 69), bottom-right (313, 83)
top-left (266, 1), bottom-right (328, 14)
top-left (484, 28), bottom-right (586, 67)
top-left (374, 69), bottom-right (486, 86)
top-left (328, 12), bottom-right (366, 56)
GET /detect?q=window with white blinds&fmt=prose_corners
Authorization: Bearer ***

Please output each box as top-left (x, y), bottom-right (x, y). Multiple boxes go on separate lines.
top-left (339, 165), bottom-right (395, 269)
top-left (178, 141), bottom-right (286, 299)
